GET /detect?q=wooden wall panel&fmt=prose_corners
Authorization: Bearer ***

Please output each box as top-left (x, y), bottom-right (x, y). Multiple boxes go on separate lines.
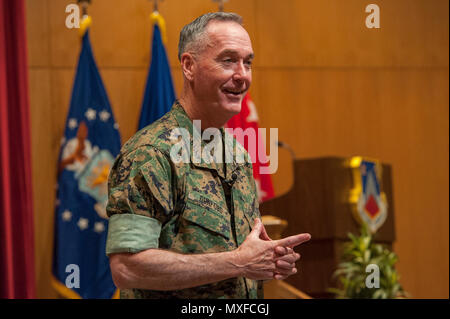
top-left (26, 0), bottom-right (448, 298)
top-left (50, 69), bottom-right (74, 147)
top-left (253, 69), bottom-right (448, 158)
top-left (256, 0), bottom-right (449, 67)
top-left (48, 0), bottom-right (153, 67)
top-left (252, 70), bottom-right (382, 157)
top-left (29, 69), bottom-right (58, 298)
top-left (101, 69), bottom-right (148, 143)
top-left (26, 0), bottom-right (50, 67)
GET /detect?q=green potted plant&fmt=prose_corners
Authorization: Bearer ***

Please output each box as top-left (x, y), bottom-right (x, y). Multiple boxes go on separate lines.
top-left (328, 225), bottom-right (408, 298)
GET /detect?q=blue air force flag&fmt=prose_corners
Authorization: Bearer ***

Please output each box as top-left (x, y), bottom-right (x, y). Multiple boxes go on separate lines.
top-left (138, 13), bottom-right (176, 130)
top-left (52, 29), bottom-right (120, 299)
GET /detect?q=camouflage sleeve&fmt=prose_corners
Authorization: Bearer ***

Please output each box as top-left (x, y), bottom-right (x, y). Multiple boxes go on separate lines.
top-left (106, 145), bottom-right (174, 255)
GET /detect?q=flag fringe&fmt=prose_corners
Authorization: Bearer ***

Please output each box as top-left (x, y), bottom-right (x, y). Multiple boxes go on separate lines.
top-left (51, 275), bottom-right (82, 299)
top-left (51, 275), bottom-right (120, 299)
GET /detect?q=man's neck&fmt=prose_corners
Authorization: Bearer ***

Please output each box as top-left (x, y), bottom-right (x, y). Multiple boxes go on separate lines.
top-left (178, 93), bottom-right (230, 129)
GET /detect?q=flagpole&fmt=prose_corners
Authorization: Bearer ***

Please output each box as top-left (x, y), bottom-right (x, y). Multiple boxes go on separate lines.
top-left (212, 0), bottom-right (229, 12)
top-left (77, 0), bottom-right (92, 37)
top-left (77, 0), bottom-right (91, 17)
top-left (149, 1), bottom-right (167, 44)
top-left (151, 0), bottom-right (164, 13)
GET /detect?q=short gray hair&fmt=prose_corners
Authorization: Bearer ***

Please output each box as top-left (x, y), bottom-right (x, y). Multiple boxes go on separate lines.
top-left (178, 12), bottom-right (243, 61)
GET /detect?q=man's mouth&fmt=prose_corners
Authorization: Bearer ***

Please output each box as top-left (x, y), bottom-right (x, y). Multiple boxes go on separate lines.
top-left (223, 88), bottom-right (245, 96)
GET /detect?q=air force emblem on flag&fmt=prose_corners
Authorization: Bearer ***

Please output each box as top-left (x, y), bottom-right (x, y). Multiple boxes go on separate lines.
top-left (349, 157), bottom-right (388, 233)
top-left (60, 123), bottom-right (114, 220)
top-left (78, 150), bottom-right (114, 219)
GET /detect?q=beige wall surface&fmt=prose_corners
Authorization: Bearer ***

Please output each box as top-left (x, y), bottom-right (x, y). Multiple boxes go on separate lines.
top-left (26, 0), bottom-right (449, 298)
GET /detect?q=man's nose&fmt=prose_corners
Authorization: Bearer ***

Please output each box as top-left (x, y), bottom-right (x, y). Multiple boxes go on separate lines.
top-left (232, 61), bottom-right (251, 83)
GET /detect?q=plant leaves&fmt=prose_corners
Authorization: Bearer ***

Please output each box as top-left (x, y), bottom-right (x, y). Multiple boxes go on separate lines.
top-left (327, 226), bottom-right (407, 299)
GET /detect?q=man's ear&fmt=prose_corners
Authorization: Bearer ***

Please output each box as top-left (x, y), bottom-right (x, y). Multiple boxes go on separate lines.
top-left (180, 52), bottom-right (195, 82)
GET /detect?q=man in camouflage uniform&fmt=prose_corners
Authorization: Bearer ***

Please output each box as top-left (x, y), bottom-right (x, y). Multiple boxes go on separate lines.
top-left (106, 12), bottom-right (311, 299)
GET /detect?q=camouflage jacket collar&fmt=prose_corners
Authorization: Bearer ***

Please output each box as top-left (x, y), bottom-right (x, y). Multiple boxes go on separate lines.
top-left (171, 101), bottom-right (248, 180)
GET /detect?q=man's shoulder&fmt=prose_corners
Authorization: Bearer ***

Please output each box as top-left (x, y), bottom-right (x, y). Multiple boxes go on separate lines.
top-left (108, 109), bottom-right (183, 192)
top-left (120, 109), bottom-right (180, 158)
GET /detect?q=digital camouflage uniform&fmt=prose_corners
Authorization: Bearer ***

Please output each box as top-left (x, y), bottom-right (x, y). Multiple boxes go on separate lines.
top-left (106, 102), bottom-right (263, 298)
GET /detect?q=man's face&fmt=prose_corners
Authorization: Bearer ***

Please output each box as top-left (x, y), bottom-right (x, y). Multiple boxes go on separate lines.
top-left (191, 21), bottom-right (254, 117)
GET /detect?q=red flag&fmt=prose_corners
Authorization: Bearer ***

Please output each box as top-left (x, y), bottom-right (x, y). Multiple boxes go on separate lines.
top-left (226, 94), bottom-right (275, 202)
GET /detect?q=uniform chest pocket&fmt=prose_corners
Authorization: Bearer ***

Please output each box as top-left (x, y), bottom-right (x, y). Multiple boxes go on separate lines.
top-left (181, 192), bottom-right (231, 241)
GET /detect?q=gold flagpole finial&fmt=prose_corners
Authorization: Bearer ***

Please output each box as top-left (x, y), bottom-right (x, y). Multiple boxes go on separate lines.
top-left (77, 0), bottom-right (92, 37)
top-left (149, 0), bottom-right (167, 44)
top-left (212, 0), bottom-right (229, 12)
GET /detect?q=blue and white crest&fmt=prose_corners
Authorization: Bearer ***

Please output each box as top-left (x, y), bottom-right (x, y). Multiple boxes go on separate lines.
top-left (349, 157), bottom-right (388, 233)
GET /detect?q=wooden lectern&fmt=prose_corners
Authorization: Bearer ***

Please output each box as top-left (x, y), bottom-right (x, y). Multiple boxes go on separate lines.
top-left (260, 157), bottom-right (396, 298)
